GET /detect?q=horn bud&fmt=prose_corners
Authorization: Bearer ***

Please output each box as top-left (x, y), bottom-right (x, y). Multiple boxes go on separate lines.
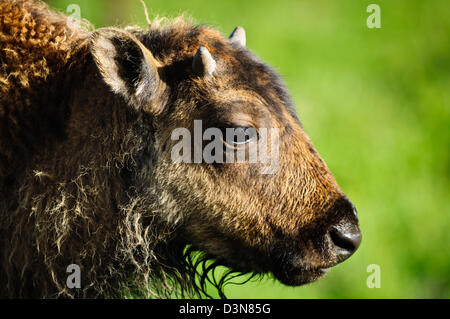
top-left (229, 26), bottom-right (246, 46)
top-left (192, 46), bottom-right (216, 76)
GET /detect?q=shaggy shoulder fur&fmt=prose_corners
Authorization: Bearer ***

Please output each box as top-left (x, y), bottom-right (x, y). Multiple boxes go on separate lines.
top-left (0, 0), bottom-right (88, 189)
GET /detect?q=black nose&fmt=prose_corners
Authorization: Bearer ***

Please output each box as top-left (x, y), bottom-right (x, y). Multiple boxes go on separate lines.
top-left (329, 207), bottom-right (361, 262)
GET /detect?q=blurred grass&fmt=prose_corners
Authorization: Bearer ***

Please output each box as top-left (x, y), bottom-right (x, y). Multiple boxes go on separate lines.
top-left (47, 0), bottom-right (450, 298)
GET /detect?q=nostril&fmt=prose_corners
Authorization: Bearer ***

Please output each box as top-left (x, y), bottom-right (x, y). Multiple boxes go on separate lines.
top-left (329, 224), bottom-right (361, 259)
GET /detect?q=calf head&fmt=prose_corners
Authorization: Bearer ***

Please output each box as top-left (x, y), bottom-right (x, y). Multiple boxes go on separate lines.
top-left (89, 23), bottom-right (361, 291)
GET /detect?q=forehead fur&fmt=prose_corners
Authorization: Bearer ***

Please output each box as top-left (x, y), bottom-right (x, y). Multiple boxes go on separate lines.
top-left (130, 20), bottom-right (300, 124)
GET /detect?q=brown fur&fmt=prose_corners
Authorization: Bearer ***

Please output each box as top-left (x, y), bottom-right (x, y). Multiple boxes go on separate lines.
top-left (0, 0), bottom-right (360, 298)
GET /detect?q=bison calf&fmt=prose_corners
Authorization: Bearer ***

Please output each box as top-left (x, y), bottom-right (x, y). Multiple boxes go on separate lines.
top-left (0, 0), bottom-right (361, 298)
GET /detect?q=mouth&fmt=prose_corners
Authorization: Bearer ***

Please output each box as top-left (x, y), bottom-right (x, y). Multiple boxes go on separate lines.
top-left (272, 265), bottom-right (331, 286)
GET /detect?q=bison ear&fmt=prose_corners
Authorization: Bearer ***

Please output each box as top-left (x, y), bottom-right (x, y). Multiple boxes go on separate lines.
top-left (90, 28), bottom-right (164, 113)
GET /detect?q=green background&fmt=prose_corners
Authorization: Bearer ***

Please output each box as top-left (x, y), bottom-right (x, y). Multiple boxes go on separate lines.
top-left (46, 0), bottom-right (450, 298)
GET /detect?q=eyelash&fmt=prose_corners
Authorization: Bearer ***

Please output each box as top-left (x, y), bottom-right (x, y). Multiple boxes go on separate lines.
top-left (219, 126), bottom-right (259, 146)
top-left (231, 127), bottom-right (258, 145)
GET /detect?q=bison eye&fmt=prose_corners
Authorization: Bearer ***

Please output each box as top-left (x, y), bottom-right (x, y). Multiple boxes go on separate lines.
top-left (229, 127), bottom-right (258, 145)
